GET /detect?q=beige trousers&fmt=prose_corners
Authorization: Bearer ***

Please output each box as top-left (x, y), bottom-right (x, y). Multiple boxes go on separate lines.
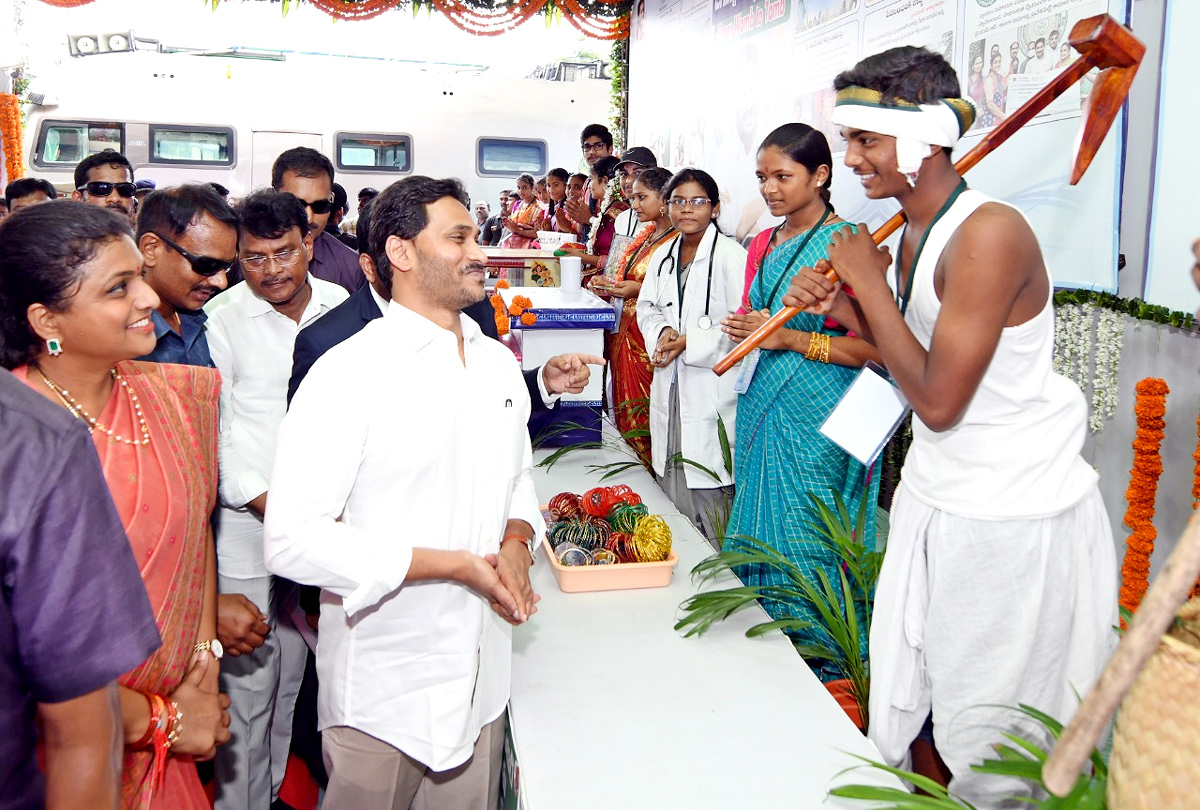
top-left (322, 713), bottom-right (507, 810)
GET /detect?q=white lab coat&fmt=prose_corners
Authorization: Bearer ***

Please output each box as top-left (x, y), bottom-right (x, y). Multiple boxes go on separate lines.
top-left (637, 223), bottom-right (747, 488)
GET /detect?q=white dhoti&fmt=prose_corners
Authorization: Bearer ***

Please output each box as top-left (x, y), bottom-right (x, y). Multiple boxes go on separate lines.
top-left (868, 482), bottom-right (1118, 808)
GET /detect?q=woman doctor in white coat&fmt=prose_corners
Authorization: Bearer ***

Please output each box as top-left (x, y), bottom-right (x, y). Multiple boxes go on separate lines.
top-left (637, 168), bottom-right (748, 545)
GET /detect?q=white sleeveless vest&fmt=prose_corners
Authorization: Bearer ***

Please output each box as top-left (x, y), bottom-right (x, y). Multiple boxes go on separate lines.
top-left (897, 189), bottom-right (1097, 519)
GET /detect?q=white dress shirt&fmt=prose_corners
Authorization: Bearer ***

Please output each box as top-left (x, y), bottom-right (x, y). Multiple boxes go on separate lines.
top-left (205, 275), bottom-right (348, 578)
top-left (371, 286), bottom-right (560, 409)
top-left (263, 302), bottom-right (545, 772)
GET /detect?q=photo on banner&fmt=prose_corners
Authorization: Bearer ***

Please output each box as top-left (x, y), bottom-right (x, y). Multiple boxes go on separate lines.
top-left (628, 0), bottom-right (1123, 289)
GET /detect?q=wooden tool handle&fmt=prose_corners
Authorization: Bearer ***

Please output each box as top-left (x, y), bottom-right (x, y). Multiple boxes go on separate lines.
top-left (1043, 513), bottom-right (1200, 795)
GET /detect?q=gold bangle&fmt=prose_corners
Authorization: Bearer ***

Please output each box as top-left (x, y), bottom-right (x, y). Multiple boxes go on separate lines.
top-left (803, 332), bottom-right (821, 361)
top-left (805, 332), bottom-right (831, 363)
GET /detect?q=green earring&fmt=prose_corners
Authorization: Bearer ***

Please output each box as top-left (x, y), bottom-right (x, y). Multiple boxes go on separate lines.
top-left (46, 338), bottom-right (63, 356)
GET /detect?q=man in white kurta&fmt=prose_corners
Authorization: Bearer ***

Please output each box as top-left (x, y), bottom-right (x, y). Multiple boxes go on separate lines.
top-left (205, 189), bottom-right (348, 810)
top-left (784, 48), bottom-right (1116, 809)
top-left (264, 176), bottom-right (543, 810)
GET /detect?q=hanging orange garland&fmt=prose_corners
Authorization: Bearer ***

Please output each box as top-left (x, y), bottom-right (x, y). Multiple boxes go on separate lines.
top-left (1191, 408), bottom-right (1200, 599)
top-left (1119, 377), bottom-right (1169, 616)
top-left (1192, 407), bottom-right (1200, 510)
top-left (434, 0), bottom-right (549, 36)
top-left (306, 0), bottom-right (404, 19)
top-left (0, 94), bottom-right (24, 186)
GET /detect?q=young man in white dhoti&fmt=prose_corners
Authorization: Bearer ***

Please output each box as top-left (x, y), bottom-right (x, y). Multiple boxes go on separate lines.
top-left (784, 46), bottom-right (1118, 808)
top-left (263, 176), bottom-right (543, 809)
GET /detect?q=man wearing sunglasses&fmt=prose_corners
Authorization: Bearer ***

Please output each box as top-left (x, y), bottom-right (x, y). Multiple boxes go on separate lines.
top-left (272, 147), bottom-right (365, 295)
top-left (71, 148), bottom-right (137, 223)
top-left (204, 189), bottom-right (348, 810)
top-left (135, 184), bottom-right (240, 367)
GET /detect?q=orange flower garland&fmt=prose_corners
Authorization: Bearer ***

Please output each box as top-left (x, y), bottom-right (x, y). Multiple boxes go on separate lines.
top-left (1119, 377), bottom-right (1169, 616)
top-left (262, 0), bottom-right (629, 40)
top-left (1192, 407), bottom-right (1200, 510)
top-left (0, 94), bottom-right (24, 185)
top-left (491, 280), bottom-right (511, 336)
top-left (1192, 409), bottom-right (1200, 598)
top-left (489, 283), bottom-right (537, 334)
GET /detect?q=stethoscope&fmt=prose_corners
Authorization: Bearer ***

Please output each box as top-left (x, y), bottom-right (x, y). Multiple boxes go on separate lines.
top-left (655, 229), bottom-right (717, 330)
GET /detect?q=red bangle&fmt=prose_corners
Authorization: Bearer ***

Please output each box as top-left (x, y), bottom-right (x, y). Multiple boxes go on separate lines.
top-left (132, 693), bottom-right (163, 749)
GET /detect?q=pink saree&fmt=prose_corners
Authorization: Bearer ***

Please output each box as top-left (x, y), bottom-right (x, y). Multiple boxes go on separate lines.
top-left (17, 360), bottom-right (220, 810)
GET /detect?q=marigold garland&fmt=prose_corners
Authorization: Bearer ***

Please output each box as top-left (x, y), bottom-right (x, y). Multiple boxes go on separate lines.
top-left (1192, 409), bottom-right (1200, 599)
top-left (490, 286), bottom-right (537, 334)
top-left (230, 0), bottom-right (631, 40)
top-left (0, 94), bottom-right (24, 186)
top-left (1119, 377), bottom-right (1169, 616)
top-left (1193, 408), bottom-right (1200, 511)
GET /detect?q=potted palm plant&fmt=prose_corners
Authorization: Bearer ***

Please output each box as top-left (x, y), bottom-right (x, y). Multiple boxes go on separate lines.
top-left (675, 489), bottom-right (880, 729)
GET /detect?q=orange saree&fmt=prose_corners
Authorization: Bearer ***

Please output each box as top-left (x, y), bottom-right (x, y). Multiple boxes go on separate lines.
top-left (18, 361), bottom-right (219, 810)
top-left (610, 224), bottom-right (677, 466)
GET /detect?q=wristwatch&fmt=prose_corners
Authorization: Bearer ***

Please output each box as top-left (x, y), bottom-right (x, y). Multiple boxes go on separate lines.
top-left (194, 638), bottom-right (224, 660)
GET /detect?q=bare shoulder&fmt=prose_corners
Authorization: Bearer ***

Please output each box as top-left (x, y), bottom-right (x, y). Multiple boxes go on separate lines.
top-left (944, 201), bottom-right (1043, 280)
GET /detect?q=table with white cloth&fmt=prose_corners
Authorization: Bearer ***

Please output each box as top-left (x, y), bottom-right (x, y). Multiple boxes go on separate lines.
top-left (505, 437), bottom-right (902, 809)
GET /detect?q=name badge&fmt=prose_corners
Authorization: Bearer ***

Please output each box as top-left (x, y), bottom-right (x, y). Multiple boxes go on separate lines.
top-left (733, 348), bottom-right (760, 394)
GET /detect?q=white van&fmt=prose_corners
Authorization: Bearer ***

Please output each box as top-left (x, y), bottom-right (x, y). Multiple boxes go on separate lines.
top-left (22, 49), bottom-right (610, 208)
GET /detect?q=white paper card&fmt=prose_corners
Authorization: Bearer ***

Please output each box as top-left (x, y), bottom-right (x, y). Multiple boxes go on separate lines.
top-left (819, 361), bottom-right (909, 466)
top-left (733, 348), bottom-right (761, 394)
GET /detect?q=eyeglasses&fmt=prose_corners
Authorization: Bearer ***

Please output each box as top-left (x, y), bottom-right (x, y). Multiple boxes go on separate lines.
top-left (78, 181), bottom-right (136, 198)
top-left (294, 196), bottom-right (334, 215)
top-left (151, 232), bottom-right (237, 277)
top-left (667, 197), bottom-right (712, 209)
top-left (581, 141), bottom-right (607, 153)
top-left (240, 248), bottom-right (304, 272)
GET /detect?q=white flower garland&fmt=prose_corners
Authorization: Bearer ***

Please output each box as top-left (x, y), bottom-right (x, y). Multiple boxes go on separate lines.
top-left (1089, 307), bottom-right (1124, 432)
top-left (585, 174), bottom-right (626, 262)
top-left (1053, 301), bottom-right (1124, 434)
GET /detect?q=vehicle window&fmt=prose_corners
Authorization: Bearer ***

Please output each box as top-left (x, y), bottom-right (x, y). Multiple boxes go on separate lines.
top-left (34, 121), bottom-right (123, 167)
top-left (477, 138), bottom-right (547, 176)
top-left (337, 132), bottom-right (412, 172)
top-left (150, 126), bottom-right (234, 165)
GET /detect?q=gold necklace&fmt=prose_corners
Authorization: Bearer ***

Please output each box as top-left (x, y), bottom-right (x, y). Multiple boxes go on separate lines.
top-left (38, 367), bottom-right (152, 447)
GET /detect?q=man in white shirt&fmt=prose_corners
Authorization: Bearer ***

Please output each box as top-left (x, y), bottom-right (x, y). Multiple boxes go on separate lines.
top-left (1022, 36), bottom-right (1052, 74)
top-left (264, 176), bottom-right (543, 810)
top-left (205, 189), bottom-right (349, 810)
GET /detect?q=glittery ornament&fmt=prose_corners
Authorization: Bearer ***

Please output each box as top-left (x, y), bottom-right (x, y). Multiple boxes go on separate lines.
top-left (606, 501), bottom-right (648, 534)
top-left (548, 492), bottom-right (582, 521)
top-left (629, 515), bottom-right (672, 562)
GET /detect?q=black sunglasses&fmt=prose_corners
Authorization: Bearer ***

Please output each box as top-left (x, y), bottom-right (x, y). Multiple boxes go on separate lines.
top-left (78, 181), bottom-right (136, 198)
top-left (297, 196), bottom-right (334, 215)
top-left (152, 232), bottom-right (237, 277)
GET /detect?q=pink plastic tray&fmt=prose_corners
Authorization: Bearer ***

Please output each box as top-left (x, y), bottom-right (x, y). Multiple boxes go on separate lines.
top-left (546, 549), bottom-right (680, 593)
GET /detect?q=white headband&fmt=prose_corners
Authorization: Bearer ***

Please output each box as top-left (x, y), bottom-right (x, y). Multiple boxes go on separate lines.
top-left (831, 86), bottom-right (976, 176)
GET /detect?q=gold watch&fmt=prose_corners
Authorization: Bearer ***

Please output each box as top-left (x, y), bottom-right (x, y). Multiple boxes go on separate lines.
top-left (194, 638), bottom-right (224, 660)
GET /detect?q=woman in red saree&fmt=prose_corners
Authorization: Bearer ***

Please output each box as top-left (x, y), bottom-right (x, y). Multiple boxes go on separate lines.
top-left (592, 167), bottom-right (677, 465)
top-left (501, 173), bottom-right (541, 248)
top-left (0, 201), bottom-right (230, 810)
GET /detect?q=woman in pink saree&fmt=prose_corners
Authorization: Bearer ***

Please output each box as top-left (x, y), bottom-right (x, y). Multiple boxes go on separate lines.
top-left (0, 201), bottom-right (231, 809)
